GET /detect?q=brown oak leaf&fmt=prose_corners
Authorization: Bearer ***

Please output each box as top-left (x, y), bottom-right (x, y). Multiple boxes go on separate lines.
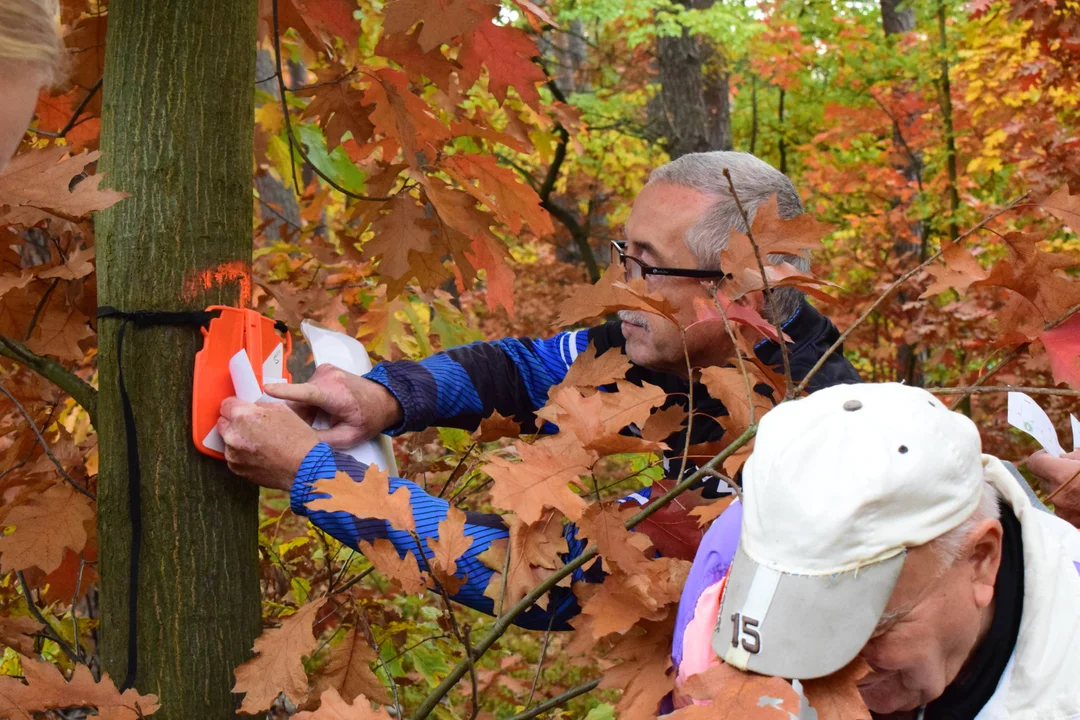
top-left (233, 599), bottom-right (328, 713)
top-left (471, 409), bottom-right (522, 443)
top-left (802, 658), bottom-right (873, 720)
top-left (677, 662), bottom-right (799, 718)
top-left (0, 147), bottom-right (128, 224)
top-left (309, 467), bottom-right (415, 532)
top-left (311, 628), bottom-right (390, 706)
top-left (484, 438), bottom-right (594, 524)
top-left (359, 539), bottom-right (427, 594)
top-left (0, 482), bottom-right (94, 573)
top-left (293, 689), bottom-right (394, 720)
top-left (0, 659), bottom-right (159, 719)
top-left (426, 506), bottom-right (474, 577)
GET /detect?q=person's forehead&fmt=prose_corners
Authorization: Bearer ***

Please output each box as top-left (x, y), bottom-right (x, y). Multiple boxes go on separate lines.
top-left (625, 183), bottom-right (715, 257)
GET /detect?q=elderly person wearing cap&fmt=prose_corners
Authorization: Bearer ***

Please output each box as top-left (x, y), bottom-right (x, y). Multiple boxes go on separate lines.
top-left (673, 383), bottom-right (1080, 719)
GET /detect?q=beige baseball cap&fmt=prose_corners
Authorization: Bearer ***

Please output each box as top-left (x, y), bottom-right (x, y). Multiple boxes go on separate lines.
top-left (714, 383), bottom-right (985, 679)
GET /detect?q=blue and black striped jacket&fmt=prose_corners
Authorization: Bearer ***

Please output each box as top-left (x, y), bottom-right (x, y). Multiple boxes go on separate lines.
top-left (290, 300), bottom-right (860, 628)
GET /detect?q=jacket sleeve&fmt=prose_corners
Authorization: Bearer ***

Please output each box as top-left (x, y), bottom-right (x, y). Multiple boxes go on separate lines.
top-left (363, 330), bottom-right (591, 436)
top-left (290, 442), bottom-right (596, 630)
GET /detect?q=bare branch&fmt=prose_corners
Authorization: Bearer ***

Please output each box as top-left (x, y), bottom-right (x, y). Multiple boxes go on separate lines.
top-left (794, 194), bottom-right (1029, 396)
top-left (721, 168), bottom-right (794, 398)
top-left (18, 570), bottom-right (84, 665)
top-left (29, 78), bottom-right (103, 139)
top-left (506, 679), bottom-right (600, 720)
top-left (929, 386), bottom-right (1080, 398)
top-left (0, 335), bottom-right (98, 425)
top-left (1046, 466), bottom-right (1080, 504)
top-left (0, 380), bottom-right (95, 500)
top-left (524, 614), bottom-right (556, 710)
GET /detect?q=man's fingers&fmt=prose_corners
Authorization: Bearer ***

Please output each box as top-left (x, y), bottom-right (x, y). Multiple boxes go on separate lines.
top-left (220, 396), bottom-right (257, 420)
top-left (264, 381), bottom-right (325, 407)
top-left (315, 423), bottom-right (367, 449)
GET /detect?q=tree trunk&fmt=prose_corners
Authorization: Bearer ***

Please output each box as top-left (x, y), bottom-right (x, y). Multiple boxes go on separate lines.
top-left (95, 1), bottom-right (260, 717)
top-left (881, 0), bottom-right (925, 386)
top-left (655, 0), bottom-right (732, 159)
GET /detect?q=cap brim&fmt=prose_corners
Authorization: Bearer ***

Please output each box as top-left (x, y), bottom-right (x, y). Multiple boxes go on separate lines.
top-left (713, 544), bottom-right (905, 680)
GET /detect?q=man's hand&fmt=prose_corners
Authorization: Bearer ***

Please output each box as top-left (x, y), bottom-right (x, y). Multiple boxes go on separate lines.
top-left (263, 365), bottom-right (404, 448)
top-left (1025, 450), bottom-right (1080, 527)
top-left (218, 398), bottom-right (319, 492)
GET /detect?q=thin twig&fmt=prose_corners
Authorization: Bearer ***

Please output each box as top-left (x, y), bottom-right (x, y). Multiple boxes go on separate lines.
top-left (271, 0), bottom-right (396, 203)
top-left (713, 293), bottom-right (757, 422)
top-left (409, 425), bottom-right (757, 720)
top-left (439, 444), bottom-right (476, 499)
top-left (410, 532), bottom-right (480, 720)
top-left (354, 597), bottom-right (402, 718)
top-left (30, 78), bottom-right (103, 138)
top-left (795, 194), bottom-right (1029, 397)
top-left (17, 571), bottom-right (83, 664)
top-left (505, 679), bottom-right (600, 720)
top-left (929, 386), bottom-right (1080, 398)
top-left (72, 556), bottom-right (87, 661)
top-left (706, 469), bottom-right (741, 501)
top-left (722, 168), bottom-right (794, 398)
top-left (0, 335), bottom-right (98, 424)
top-left (1045, 466), bottom-right (1080, 504)
top-left (0, 381), bottom-right (94, 500)
top-left (332, 565), bottom-right (376, 596)
top-left (524, 614), bottom-right (556, 710)
top-left (676, 331), bottom-right (694, 480)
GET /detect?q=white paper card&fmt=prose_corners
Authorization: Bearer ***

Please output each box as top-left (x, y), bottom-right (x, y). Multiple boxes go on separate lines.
top-left (262, 342), bottom-right (285, 383)
top-left (1008, 392), bottom-right (1065, 457)
top-left (229, 350), bottom-right (263, 403)
top-left (1072, 415), bottom-right (1080, 454)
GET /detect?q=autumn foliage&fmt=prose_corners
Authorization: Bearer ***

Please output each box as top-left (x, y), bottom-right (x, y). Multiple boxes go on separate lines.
top-left (1, 0), bottom-right (1080, 718)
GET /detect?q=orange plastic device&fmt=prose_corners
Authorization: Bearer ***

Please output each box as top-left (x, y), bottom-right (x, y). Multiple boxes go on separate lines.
top-left (192, 306), bottom-right (292, 459)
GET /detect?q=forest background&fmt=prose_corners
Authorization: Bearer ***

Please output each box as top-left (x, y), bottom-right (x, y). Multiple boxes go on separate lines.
top-left (1, 0), bottom-right (1079, 718)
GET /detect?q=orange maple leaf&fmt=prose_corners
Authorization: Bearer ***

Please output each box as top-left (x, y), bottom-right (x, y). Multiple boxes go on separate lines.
top-left (309, 467), bottom-right (416, 532)
top-left (233, 599), bottom-right (328, 713)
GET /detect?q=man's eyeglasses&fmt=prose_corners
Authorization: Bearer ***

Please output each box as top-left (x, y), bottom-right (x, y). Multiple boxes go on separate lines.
top-left (610, 241), bottom-right (726, 281)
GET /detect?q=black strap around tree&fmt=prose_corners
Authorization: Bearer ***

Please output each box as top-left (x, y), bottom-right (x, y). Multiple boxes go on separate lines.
top-left (96, 305), bottom-right (240, 691)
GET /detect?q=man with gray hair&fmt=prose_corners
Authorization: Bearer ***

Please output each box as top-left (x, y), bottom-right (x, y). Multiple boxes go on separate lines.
top-left (216, 151), bottom-right (863, 631)
top-left (245, 151), bottom-right (860, 500)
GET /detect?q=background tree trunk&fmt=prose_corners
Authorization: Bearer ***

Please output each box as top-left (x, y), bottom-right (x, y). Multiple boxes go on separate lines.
top-left (655, 0), bottom-right (732, 159)
top-left (95, 1), bottom-right (260, 717)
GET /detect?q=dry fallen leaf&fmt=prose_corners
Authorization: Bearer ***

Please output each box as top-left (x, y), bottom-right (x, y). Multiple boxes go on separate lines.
top-left (309, 467), bottom-right (416, 532)
top-left (233, 599), bottom-right (328, 713)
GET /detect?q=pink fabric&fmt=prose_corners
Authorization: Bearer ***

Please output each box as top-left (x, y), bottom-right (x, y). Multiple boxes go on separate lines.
top-left (673, 576), bottom-right (726, 706)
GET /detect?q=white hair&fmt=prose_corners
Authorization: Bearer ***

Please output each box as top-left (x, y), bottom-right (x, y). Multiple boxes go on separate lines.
top-left (646, 151), bottom-right (810, 322)
top-left (930, 480), bottom-right (1002, 568)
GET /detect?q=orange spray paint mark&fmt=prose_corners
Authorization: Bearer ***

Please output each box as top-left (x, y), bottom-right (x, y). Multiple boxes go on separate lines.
top-left (184, 260), bottom-right (252, 307)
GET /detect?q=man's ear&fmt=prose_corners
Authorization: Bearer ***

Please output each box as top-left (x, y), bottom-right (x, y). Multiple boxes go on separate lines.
top-left (736, 290), bottom-right (767, 317)
top-left (965, 519), bottom-right (1003, 609)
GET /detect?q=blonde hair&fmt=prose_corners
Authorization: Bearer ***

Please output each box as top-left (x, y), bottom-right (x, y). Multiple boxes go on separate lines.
top-left (0, 0), bottom-right (62, 82)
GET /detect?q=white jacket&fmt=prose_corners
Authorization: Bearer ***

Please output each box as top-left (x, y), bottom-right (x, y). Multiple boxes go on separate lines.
top-left (974, 456), bottom-right (1080, 720)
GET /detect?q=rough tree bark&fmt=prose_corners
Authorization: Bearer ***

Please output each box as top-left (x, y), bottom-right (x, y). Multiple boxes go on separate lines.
top-left (95, 1), bottom-right (260, 717)
top-left (655, 0), bottom-right (732, 159)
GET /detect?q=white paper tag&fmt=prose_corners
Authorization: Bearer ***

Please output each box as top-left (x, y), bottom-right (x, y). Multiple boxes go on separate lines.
top-left (1008, 392), bottom-right (1065, 457)
top-left (262, 342), bottom-right (284, 383)
top-left (1072, 415), bottom-right (1080, 455)
top-left (229, 350), bottom-right (263, 403)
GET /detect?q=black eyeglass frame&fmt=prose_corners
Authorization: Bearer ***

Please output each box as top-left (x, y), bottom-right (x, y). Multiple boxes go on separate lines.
top-left (610, 240), bottom-right (726, 280)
